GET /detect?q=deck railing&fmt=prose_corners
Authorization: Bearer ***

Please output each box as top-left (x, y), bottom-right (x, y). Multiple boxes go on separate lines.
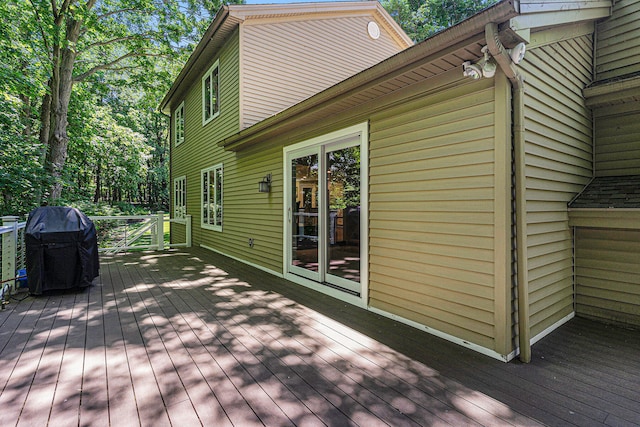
top-left (0, 212), bottom-right (191, 301)
top-left (90, 212), bottom-right (192, 254)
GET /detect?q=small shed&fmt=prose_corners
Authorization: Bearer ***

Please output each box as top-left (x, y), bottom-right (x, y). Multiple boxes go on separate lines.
top-left (25, 206), bottom-right (99, 295)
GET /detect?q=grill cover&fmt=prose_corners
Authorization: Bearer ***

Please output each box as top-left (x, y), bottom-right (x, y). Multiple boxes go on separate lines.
top-left (25, 206), bottom-right (99, 295)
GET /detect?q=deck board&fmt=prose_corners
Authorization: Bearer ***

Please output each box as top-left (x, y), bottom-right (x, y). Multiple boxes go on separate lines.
top-left (0, 247), bottom-right (638, 426)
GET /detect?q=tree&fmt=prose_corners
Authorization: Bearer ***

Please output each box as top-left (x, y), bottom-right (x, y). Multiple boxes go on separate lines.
top-left (382, 0), bottom-right (496, 41)
top-left (23, 0), bottom-right (231, 202)
top-left (62, 88), bottom-right (150, 205)
top-left (0, 2), bottom-right (48, 215)
top-left (0, 96), bottom-right (46, 215)
top-left (1, 0), bottom-right (241, 213)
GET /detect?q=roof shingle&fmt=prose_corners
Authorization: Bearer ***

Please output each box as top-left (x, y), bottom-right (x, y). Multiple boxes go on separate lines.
top-left (569, 175), bottom-right (640, 209)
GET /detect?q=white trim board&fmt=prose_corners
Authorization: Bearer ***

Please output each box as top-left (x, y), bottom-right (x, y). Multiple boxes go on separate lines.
top-left (368, 306), bottom-right (517, 363)
top-left (530, 311), bottom-right (575, 347)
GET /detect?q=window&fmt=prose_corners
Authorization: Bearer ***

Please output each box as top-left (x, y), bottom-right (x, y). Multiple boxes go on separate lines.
top-left (174, 101), bottom-right (184, 146)
top-left (202, 60), bottom-right (219, 125)
top-left (201, 163), bottom-right (223, 230)
top-left (174, 176), bottom-right (186, 219)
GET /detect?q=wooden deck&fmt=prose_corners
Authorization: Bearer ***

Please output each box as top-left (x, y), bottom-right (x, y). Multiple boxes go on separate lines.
top-left (0, 248), bottom-right (639, 426)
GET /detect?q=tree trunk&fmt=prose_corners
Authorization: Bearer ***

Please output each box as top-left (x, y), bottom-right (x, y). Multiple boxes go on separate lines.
top-left (20, 95), bottom-right (32, 137)
top-left (46, 46), bottom-right (77, 201)
top-left (43, 14), bottom-right (83, 202)
top-left (36, 91), bottom-right (51, 204)
top-left (94, 163), bottom-right (101, 203)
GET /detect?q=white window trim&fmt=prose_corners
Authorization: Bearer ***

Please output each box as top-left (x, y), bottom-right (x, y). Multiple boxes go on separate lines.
top-left (174, 101), bottom-right (185, 147)
top-left (173, 175), bottom-right (186, 219)
top-left (201, 163), bottom-right (223, 232)
top-left (202, 59), bottom-right (220, 126)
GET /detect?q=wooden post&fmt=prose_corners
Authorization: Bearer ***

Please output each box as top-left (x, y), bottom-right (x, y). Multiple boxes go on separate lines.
top-left (2, 216), bottom-right (19, 294)
top-left (185, 215), bottom-right (192, 248)
top-left (157, 211), bottom-right (165, 251)
top-left (150, 219), bottom-right (157, 248)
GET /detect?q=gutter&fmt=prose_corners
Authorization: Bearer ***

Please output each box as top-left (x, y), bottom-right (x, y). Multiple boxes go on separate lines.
top-left (485, 22), bottom-right (531, 363)
top-left (219, 0), bottom-right (519, 151)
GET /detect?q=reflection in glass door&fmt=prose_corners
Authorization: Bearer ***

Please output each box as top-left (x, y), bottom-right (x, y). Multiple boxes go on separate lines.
top-left (286, 135), bottom-right (362, 295)
top-left (290, 153), bottom-right (320, 281)
top-left (326, 146), bottom-right (360, 286)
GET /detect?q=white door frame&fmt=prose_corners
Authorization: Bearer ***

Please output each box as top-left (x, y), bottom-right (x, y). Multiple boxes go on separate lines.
top-left (283, 122), bottom-right (369, 308)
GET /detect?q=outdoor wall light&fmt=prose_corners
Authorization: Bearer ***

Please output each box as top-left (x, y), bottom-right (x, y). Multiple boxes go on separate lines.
top-left (463, 61), bottom-right (483, 80)
top-left (258, 174), bottom-right (272, 193)
top-left (509, 42), bottom-right (526, 65)
top-left (482, 58), bottom-right (497, 78)
top-left (463, 46), bottom-right (498, 80)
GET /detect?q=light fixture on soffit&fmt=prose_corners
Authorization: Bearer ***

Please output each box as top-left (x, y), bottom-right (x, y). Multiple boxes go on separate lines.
top-left (463, 45), bottom-right (497, 80)
top-left (463, 42), bottom-right (526, 80)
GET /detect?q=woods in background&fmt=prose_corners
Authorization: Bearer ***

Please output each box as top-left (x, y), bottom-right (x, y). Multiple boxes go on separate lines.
top-left (0, 0), bottom-right (493, 216)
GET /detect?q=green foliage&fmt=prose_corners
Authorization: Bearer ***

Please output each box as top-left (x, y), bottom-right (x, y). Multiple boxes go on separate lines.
top-left (67, 200), bottom-right (149, 216)
top-left (0, 0), bottom-right (241, 215)
top-left (0, 2), bottom-right (48, 216)
top-left (0, 94), bottom-right (46, 216)
top-left (66, 100), bottom-right (151, 202)
top-left (1, 0), bottom-right (489, 218)
top-left (382, 0), bottom-right (497, 41)
top-left (382, 0), bottom-right (414, 34)
top-left (328, 147), bottom-right (360, 211)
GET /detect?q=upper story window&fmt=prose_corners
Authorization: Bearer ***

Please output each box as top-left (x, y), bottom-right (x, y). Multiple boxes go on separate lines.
top-left (174, 101), bottom-right (185, 146)
top-left (201, 163), bottom-right (223, 231)
top-left (174, 176), bottom-right (186, 219)
top-left (202, 59), bottom-right (220, 125)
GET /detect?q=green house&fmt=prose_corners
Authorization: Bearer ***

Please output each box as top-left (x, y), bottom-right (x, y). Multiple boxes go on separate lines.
top-left (162, 0), bottom-right (640, 362)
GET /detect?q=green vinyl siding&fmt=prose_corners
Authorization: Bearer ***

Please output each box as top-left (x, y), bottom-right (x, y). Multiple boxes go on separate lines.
top-left (186, 64), bottom-right (514, 357)
top-left (171, 29), bottom-right (285, 273)
top-left (368, 70), bottom-right (511, 353)
top-left (218, 143), bottom-right (283, 272)
top-left (596, 0), bottom-right (640, 80)
top-left (171, 28), bottom-right (240, 178)
top-left (594, 105), bottom-right (640, 176)
top-left (576, 227), bottom-right (640, 327)
top-left (520, 34), bottom-right (594, 338)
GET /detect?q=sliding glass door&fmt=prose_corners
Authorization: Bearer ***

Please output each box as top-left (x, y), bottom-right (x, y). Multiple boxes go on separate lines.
top-left (289, 150), bottom-right (320, 282)
top-left (286, 134), bottom-right (363, 294)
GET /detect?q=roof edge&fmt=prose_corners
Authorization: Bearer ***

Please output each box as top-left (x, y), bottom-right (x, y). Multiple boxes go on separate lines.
top-left (159, 1), bottom-right (412, 114)
top-left (160, 6), bottom-right (230, 114)
top-left (229, 2), bottom-right (412, 48)
top-left (219, 0), bottom-right (519, 151)
top-left (584, 73), bottom-right (640, 107)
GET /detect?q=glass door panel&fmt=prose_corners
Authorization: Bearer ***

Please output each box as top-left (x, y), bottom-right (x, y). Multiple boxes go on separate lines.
top-left (326, 145), bottom-right (361, 291)
top-left (290, 153), bottom-right (320, 281)
top-left (285, 131), bottom-right (363, 296)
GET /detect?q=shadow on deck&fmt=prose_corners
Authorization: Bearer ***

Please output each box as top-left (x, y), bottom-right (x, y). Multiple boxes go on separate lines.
top-left (0, 247), bottom-right (638, 426)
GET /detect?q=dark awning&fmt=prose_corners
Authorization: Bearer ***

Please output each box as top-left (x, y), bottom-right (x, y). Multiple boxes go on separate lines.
top-left (569, 175), bottom-right (640, 209)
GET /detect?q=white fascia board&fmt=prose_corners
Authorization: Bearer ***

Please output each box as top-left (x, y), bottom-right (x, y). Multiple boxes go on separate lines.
top-left (510, 0), bottom-right (611, 32)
